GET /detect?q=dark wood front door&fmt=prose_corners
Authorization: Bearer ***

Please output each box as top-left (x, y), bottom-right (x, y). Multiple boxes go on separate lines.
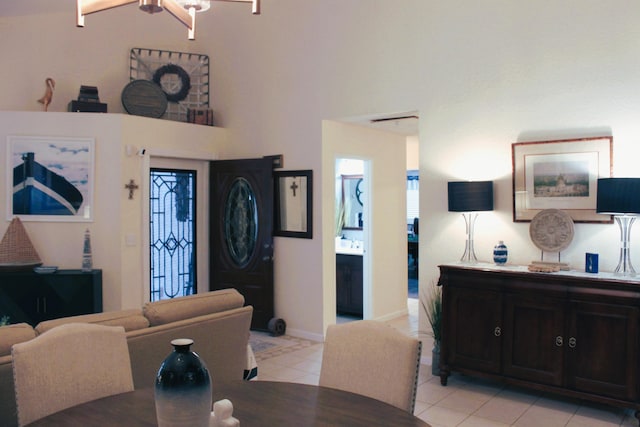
top-left (209, 158), bottom-right (274, 331)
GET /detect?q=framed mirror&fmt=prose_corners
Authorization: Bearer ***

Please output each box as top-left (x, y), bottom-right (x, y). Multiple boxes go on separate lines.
top-left (342, 174), bottom-right (363, 230)
top-left (274, 170), bottom-right (313, 239)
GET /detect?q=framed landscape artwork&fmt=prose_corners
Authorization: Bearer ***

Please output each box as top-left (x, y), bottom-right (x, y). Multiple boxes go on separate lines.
top-left (6, 135), bottom-right (95, 222)
top-left (512, 136), bottom-right (613, 223)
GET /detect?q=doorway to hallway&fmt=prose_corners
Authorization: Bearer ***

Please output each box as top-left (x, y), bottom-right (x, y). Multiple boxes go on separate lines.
top-left (323, 116), bottom-right (417, 331)
top-left (407, 168), bottom-right (419, 299)
top-left (335, 158), bottom-right (367, 321)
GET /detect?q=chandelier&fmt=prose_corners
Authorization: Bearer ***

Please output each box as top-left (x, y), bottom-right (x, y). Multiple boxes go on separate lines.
top-left (76, 0), bottom-right (260, 40)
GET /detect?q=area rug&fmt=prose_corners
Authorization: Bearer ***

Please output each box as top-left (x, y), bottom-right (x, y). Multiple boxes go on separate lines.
top-left (249, 337), bottom-right (278, 353)
top-left (249, 334), bottom-right (318, 362)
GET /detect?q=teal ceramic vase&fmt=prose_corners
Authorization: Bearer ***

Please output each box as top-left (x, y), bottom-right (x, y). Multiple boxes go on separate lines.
top-left (155, 338), bottom-right (212, 427)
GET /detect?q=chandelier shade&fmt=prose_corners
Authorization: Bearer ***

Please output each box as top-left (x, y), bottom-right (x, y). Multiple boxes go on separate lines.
top-left (176, 0), bottom-right (211, 12)
top-left (76, 0), bottom-right (260, 40)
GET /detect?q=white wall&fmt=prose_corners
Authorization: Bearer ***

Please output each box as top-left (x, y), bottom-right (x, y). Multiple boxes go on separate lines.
top-left (418, 2), bottom-right (640, 285)
top-left (0, 112), bottom-right (124, 310)
top-left (0, 112), bottom-right (229, 311)
top-left (2, 1), bottom-right (640, 338)
top-left (406, 136), bottom-right (419, 171)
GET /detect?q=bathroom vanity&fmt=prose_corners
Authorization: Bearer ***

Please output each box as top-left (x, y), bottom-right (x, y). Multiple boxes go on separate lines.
top-left (336, 247), bottom-right (363, 316)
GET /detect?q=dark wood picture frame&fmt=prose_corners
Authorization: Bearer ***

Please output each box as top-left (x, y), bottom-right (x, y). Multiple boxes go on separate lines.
top-left (512, 136), bottom-right (613, 223)
top-left (274, 170), bottom-right (312, 238)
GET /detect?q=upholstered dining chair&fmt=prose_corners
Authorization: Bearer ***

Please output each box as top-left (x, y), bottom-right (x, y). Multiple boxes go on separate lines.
top-left (319, 319), bottom-right (422, 414)
top-left (11, 322), bottom-right (134, 426)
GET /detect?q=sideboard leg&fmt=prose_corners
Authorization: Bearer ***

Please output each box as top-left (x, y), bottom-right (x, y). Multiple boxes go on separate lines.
top-left (439, 368), bottom-right (449, 386)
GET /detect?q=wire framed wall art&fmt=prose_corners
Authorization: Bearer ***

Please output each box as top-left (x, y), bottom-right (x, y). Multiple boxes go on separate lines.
top-left (129, 47), bottom-right (210, 123)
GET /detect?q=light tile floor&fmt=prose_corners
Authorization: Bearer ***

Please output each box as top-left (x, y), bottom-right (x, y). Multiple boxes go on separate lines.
top-left (251, 299), bottom-right (638, 426)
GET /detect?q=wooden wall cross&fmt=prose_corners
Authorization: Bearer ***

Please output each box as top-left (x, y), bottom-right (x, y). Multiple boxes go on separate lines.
top-left (125, 179), bottom-right (139, 200)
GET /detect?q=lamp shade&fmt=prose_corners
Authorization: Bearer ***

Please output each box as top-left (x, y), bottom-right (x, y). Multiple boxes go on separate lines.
top-left (596, 178), bottom-right (640, 215)
top-left (448, 181), bottom-right (494, 212)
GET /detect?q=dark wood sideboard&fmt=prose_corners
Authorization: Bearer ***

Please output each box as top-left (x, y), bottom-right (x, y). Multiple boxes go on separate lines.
top-left (0, 269), bottom-right (102, 326)
top-left (438, 264), bottom-right (640, 423)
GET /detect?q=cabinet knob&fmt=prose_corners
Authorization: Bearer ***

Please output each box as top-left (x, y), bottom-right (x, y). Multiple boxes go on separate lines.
top-left (555, 336), bottom-right (563, 347)
top-left (494, 326), bottom-right (501, 337)
top-left (568, 337), bottom-right (577, 348)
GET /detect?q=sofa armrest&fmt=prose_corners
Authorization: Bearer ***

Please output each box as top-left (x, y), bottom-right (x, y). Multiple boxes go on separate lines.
top-left (127, 305), bottom-right (252, 389)
top-left (0, 323), bottom-right (36, 357)
top-left (0, 355), bottom-right (18, 427)
top-left (143, 289), bottom-right (245, 327)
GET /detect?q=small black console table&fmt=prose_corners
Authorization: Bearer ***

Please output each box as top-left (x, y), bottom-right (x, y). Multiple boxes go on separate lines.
top-left (439, 263), bottom-right (640, 425)
top-left (0, 269), bottom-right (102, 326)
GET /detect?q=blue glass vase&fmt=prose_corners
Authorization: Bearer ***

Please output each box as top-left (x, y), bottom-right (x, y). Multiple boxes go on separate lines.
top-left (493, 241), bottom-right (508, 265)
top-left (155, 338), bottom-right (212, 427)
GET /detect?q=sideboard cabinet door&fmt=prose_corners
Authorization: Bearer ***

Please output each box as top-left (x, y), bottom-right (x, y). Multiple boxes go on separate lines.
top-left (445, 286), bottom-right (502, 375)
top-left (567, 300), bottom-right (639, 401)
top-left (502, 294), bottom-right (565, 386)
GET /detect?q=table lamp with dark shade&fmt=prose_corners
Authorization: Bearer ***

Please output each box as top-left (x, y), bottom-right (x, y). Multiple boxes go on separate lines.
top-left (448, 181), bottom-right (494, 263)
top-left (596, 177), bottom-right (640, 276)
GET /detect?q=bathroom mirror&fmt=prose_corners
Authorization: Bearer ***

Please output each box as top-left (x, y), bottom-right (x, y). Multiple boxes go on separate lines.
top-left (342, 174), bottom-right (363, 230)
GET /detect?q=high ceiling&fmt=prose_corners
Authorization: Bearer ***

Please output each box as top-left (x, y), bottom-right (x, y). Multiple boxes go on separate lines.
top-left (1, 3), bottom-right (420, 138)
top-left (1, 1), bottom-right (67, 16)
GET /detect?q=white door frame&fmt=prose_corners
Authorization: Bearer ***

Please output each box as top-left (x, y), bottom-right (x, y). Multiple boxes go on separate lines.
top-left (142, 156), bottom-right (209, 303)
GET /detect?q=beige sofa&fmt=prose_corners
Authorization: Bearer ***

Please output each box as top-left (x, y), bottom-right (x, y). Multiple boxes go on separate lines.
top-left (0, 288), bottom-right (253, 427)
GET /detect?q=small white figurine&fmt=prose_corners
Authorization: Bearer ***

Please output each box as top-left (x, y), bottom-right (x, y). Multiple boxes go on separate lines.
top-left (210, 399), bottom-right (239, 427)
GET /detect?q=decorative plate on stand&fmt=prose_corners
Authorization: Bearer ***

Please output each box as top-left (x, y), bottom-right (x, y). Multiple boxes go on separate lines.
top-left (529, 209), bottom-right (575, 253)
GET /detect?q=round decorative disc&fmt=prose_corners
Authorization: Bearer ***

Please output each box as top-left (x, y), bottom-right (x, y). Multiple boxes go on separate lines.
top-left (529, 209), bottom-right (575, 252)
top-left (121, 80), bottom-right (168, 118)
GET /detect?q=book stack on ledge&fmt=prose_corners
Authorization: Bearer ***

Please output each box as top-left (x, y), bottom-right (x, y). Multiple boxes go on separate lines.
top-left (68, 85), bottom-right (107, 113)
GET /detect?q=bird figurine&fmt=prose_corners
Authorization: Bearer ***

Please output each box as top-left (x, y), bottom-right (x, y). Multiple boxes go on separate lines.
top-left (37, 78), bottom-right (55, 111)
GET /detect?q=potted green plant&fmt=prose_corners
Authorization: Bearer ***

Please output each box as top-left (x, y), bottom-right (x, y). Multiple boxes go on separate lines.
top-left (421, 283), bottom-right (442, 376)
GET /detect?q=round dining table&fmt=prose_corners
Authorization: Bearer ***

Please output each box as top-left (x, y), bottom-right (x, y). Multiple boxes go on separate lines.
top-left (27, 380), bottom-right (431, 426)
